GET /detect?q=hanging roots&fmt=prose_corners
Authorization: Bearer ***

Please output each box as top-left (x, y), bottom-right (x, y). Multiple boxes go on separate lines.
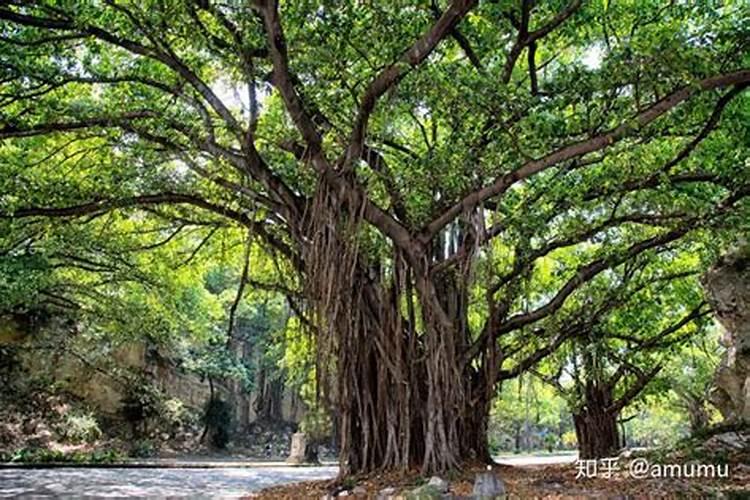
top-left (302, 178), bottom-right (365, 398)
top-left (300, 177), bottom-right (486, 475)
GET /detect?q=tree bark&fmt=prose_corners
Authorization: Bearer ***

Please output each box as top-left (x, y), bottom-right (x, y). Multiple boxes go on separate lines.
top-left (302, 187), bottom-right (494, 474)
top-left (317, 256), bottom-right (493, 474)
top-left (330, 278), bottom-right (498, 474)
top-left (338, 340), bottom-right (493, 474)
top-left (573, 384), bottom-right (621, 459)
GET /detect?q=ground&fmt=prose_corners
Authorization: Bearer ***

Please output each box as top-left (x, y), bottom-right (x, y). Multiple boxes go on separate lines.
top-left (0, 456), bottom-right (568, 498)
top-left (1, 453), bottom-right (748, 498)
top-left (0, 465), bottom-right (338, 498)
top-left (252, 461), bottom-right (750, 498)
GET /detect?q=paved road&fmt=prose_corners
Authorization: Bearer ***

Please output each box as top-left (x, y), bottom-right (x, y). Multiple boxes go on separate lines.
top-left (0, 466), bottom-right (338, 498)
top-left (495, 452), bottom-right (578, 466)
top-left (0, 454), bottom-right (576, 498)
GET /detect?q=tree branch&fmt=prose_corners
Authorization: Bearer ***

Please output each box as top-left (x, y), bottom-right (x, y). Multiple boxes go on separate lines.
top-left (423, 71), bottom-right (750, 240)
top-left (607, 365), bottom-right (662, 414)
top-left (501, 0), bottom-right (582, 83)
top-left (430, 1), bottom-right (483, 71)
top-left (227, 231), bottom-right (253, 347)
top-left (343, 0), bottom-right (477, 170)
top-left (3, 192), bottom-right (301, 269)
top-left (0, 112), bottom-right (155, 139)
top-left (257, 0), bottom-right (324, 155)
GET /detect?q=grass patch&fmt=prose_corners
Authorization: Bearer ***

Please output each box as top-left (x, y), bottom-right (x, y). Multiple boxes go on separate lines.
top-left (0, 447), bottom-right (126, 464)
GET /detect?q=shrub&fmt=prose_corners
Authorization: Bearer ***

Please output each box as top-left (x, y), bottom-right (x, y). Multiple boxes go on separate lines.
top-left (562, 430), bottom-right (577, 449)
top-left (160, 398), bottom-right (189, 430)
top-left (58, 410), bottom-right (102, 444)
top-left (3, 447), bottom-right (125, 464)
top-left (121, 376), bottom-right (162, 435)
top-left (300, 405), bottom-right (332, 443)
top-left (129, 439), bottom-right (157, 458)
top-left (203, 398), bottom-right (232, 449)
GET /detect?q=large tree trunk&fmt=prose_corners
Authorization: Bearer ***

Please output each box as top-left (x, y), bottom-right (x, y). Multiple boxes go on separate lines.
top-left (305, 188), bottom-right (493, 475)
top-left (573, 410), bottom-right (620, 459)
top-left (338, 342), bottom-right (492, 473)
top-left (458, 395), bottom-right (493, 463)
top-left (573, 384), bottom-right (621, 459)
top-left (334, 282), bottom-right (492, 474)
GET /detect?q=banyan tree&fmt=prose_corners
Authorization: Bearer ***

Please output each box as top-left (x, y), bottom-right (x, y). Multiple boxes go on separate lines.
top-left (1, 0), bottom-right (749, 473)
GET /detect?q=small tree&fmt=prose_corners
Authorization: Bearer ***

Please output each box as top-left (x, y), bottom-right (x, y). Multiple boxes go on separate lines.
top-left (666, 339), bottom-right (722, 434)
top-left (536, 263), bottom-right (712, 458)
top-left (489, 375), bottom-right (569, 453)
top-left (202, 398), bottom-right (233, 449)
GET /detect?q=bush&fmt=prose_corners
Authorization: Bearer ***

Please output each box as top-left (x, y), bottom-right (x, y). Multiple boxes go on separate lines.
top-left (57, 410), bottom-right (102, 444)
top-left (3, 447), bottom-right (125, 464)
top-left (562, 430), bottom-right (577, 448)
top-left (300, 405), bottom-right (332, 443)
top-left (203, 398), bottom-right (232, 449)
top-left (121, 376), bottom-right (162, 435)
top-left (129, 439), bottom-right (157, 458)
top-left (160, 398), bottom-right (189, 430)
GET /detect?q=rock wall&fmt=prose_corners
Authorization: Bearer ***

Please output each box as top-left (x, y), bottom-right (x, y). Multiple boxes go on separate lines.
top-left (150, 352), bottom-right (304, 427)
top-left (702, 248), bottom-right (750, 422)
top-left (0, 315), bottom-right (304, 428)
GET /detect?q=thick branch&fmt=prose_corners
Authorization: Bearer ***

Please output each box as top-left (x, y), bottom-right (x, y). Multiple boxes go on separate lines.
top-left (607, 365), bottom-right (661, 414)
top-left (0, 112), bottom-right (154, 139)
top-left (502, 0), bottom-right (582, 83)
top-left (257, 0), bottom-right (323, 153)
top-left (344, 0), bottom-right (477, 169)
top-left (0, 5), bottom-right (244, 138)
top-left (423, 71), bottom-right (750, 240)
top-left (485, 211), bottom-right (687, 294)
top-left (3, 192), bottom-right (302, 269)
top-left (227, 232), bottom-right (253, 347)
top-left (430, 1), bottom-right (483, 71)
top-left (608, 303), bottom-right (710, 352)
top-left (493, 226), bottom-right (691, 337)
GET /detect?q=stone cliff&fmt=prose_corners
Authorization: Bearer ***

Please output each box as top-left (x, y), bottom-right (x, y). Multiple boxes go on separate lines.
top-left (702, 247), bottom-right (750, 422)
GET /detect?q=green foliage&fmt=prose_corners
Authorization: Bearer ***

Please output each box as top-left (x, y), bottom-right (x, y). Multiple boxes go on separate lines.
top-left (0, 0), bottom-right (748, 469)
top-left (120, 375), bottom-right (163, 433)
top-left (489, 376), bottom-right (571, 453)
top-left (2, 447), bottom-right (125, 464)
top-left (128, 439), bottom-right (158, 459)
top-left (340, 477), bottom-right (358, 491)
top-left (279, 317), bottom-right (313, 389)
top-left (299, 397), bottom-right (333, 444)
top-left (0, 254), bottom-right (52, 311)
top-left (182, 338), bottom-right (253, 391)
top-left (203, 398), bottom-right (233, 449)
top-left (120, 374), bottom-right (205, 440)
top-left (626, 399), bottom-right (688, 448)
top-left (280, 318), bottom-right (333, 442)
top-left (160, 398), bottom-right (192, 431)
top-left (272, 311), bottom-right (327, 436)
top-left (57, 410), bottom-right (102, 444)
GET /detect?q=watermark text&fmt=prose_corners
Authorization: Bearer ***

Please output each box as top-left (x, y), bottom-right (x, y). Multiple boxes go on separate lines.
top-left (575, 457), bottom-right (730, 479)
